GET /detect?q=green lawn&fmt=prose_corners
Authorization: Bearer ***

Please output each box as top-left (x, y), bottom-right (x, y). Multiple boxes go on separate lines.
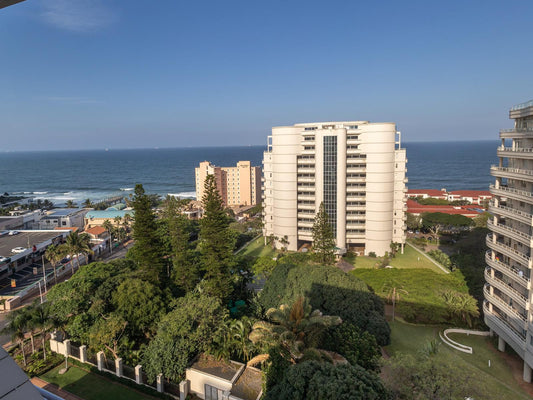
top-left (40, 365), bottom-right (155, 400)
top-left (344, 244), bottom-right (444, 273)
top-left (239, 236), bottom-right (277, 258)
top-left (387, 321), bottom-right (531, 400)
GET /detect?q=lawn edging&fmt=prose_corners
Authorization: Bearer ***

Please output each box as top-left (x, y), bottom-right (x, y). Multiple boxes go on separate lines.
top-left (440, 328), bottom-right (490, 354)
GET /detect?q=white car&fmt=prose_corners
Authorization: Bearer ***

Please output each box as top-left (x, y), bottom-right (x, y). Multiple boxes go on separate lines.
top-left (8, 230), bottom-right (19, 236)
top-left (11, 247), bottom-right (27, 254)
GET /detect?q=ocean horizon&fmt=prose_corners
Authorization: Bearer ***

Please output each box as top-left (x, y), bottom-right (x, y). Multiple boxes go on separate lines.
top-left (0, 140), bottom-right (499, 206)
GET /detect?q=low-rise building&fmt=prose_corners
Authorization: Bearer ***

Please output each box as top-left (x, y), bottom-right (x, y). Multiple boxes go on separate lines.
top-left (406, 199), bottom-right (485, 218)
top-left (38, 208), bottom-right (89, 230)
top-left (407, 189), bottom-right (492, 205)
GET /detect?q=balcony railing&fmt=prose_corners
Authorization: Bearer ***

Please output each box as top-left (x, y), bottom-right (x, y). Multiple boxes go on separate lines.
top-left (487, 219), bottom-right (532, 247)
top-left (483, 300), bottom-right (526, 350)
top-left (489, 184), bottom-right (533, 203)
top-left (484, 284), bottom-right (527, 323)
top-left (491, 165), bottom-right (533, 182)
top-left (485, 251), bottom-right (530, 287)
top-left (497, 146), bottom-right (533, 158)
top-left (489, 202), bottom-right (533, 225)
top-left (486, 234), bottom-right (530, 267)
top-left (485, 269), bottom-right (528, 308)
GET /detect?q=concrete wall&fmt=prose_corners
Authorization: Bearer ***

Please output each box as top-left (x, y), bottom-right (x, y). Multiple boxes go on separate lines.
top-left (185, 368), bottom-right (233, 399)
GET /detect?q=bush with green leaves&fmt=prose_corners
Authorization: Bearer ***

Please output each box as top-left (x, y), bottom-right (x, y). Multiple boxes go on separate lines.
top-left (142, 292), bottom-right (228, 382)
top-left (264, 360), bottom-right (389, 400)
top-left (320, 322), bottom-right (381, 372)
top-left (258, 262), bottom-right (390, 345)
top-left (427, 249), bottom-right (452, 270)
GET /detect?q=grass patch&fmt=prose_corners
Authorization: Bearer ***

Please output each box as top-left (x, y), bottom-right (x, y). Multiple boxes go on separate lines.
top-left (40, 364), bottom-right (155, 400)
top-left (386, 321), bottom-right (531, 400)
top-left (344, 245), bottom-right (444, 273)
top-left (351, 268), bottom-right (470, 324)
top-left (239, 236), bottom-right (277, 258)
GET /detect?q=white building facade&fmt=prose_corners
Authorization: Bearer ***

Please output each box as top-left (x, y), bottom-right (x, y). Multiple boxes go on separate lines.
top-left (263, 121), bottom-right (407, 256)
top-left (485, 99), bottom-right (533, 382)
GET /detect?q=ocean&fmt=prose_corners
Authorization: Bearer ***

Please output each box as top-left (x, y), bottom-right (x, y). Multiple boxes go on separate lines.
top-left (0, 141), bottom-right (499, 206)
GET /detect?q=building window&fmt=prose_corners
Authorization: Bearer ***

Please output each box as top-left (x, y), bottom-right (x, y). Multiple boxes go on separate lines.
top-left (323, 136), bottom-right (337, 236)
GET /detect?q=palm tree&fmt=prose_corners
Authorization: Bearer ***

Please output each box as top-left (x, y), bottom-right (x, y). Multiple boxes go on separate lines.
top-left (113, 215), bottom-right (123, 227)
top-left (2, 308), bottom-right (30, 366)
top-left (64, 232), bottom-right (93, 273)
top-left (102, 219), bottom-right (114, 252)
top-left (249, 297), bottom-right (342, 365)
top-left (30, 303), bottom-right (53, 361)
top-left (65, 200), bottom-right (77, 208)
top-left (82, 198), bottom-right (94, 208)
top-left (45, 244), bottom-right (64, 285)
top-left (123, 214), bottom-right (132, 232)
top-left (441, 290), bottom-right (480, 328)
top-left (382, 281), bottom-right (408, 322)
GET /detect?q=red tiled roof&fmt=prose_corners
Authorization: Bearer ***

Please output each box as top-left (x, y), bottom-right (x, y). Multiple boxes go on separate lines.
top-left (406, 199), bottom-right (482, 218)
top-left (447, 190), bottom-right (492, 197)
top-left (85, 226), bottom-right (107, 235)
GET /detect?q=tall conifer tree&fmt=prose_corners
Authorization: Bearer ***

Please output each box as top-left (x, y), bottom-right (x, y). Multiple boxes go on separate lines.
top-left (164, 196), bottom-right (198, 291)
top-left (312, 202), bottom-right (336, 265)
top-left (130, 184), bottom-right (165, 284)
top-left (199, 174), bottom-right (235, 301)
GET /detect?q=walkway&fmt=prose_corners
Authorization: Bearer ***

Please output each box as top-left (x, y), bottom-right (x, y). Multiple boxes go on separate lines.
top-left (406, 242), bottom-right (450, 274)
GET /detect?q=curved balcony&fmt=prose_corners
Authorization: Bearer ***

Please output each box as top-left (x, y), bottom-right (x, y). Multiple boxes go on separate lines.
top-left (297, 158), bottom-right (315, 165)
top-left (297, 194), bottom-right (315, 202)
top-left (297, 203), bottom-right (315, 210)
top-left (491, 165), bottom-right (533, 183)
top-left (489, 202), bottom-right (533, 225)
top-left (485, 251), bottom-right (530, 288)
top-left (486, 234), bottom-right (531, 267)
top-left (297, 221), bottom-right (314, 228)
top-left (485, 269), bottom-right (528, 308)
top-left (346, 187), bottom-right (365, 194)
top-left (347, 148), bottom-right (361, 155)
top-left (500, 127), bottom-right (533, 139)
top-left (497, 146), bottom-right (533, 159)
top-left (346, 195), bottom-right (365, 202)
top-left (346, 223), bottom-right (365, 230)
top-left (346, 177), bottom-right (366, 183)
top-left (487, 219), bottom-right (532, 247)
top-left (489, 184), bottom-right (533, 204)
top-left (483, 300), bottom-right (526, 351)
top-left (484, 285), bottom-right (527, 323)
top-left (346, 204), bottom-right (365, 211)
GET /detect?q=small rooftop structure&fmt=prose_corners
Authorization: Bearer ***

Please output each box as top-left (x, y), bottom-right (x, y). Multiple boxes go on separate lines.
top-left (42, 208), bottom-right (85, 218)
top-left (185, 354), bottom-right (262, 400)
top-left (85, 210), bottom-right (134, 220)
top-left (0, 347), bottom-right (44, 400)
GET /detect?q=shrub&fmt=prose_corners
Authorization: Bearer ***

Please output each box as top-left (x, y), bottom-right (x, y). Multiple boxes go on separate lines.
top-left (427, 250), bottom-right (452, 270)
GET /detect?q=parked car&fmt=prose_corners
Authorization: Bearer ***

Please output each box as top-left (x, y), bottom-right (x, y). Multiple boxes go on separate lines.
top-left (11, 247), bottom-right (27, 254)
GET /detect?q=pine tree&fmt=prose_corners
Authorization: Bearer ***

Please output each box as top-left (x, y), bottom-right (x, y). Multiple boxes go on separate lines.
top-left (199, 174), bottom-right (236, 301)
top-left (312, 202), bottom-right (336, 265)
top-left (164, 196), bottom-right (199, 292)
top-left (130, 184), bottom-right (165, 284)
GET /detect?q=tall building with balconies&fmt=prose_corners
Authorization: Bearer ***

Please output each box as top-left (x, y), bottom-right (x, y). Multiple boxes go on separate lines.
top-left (262, 121), bottom-right (407, 256)
top-left (485, 99), bottom-right (533, 383)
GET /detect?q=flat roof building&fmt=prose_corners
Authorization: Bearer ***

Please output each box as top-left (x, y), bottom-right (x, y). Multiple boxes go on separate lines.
top-left (485, 99), bottom-right (533, 382)
top-left (195, 161), bottom-right (261, 207)
top-left (263, 121), bottom-right (407, 256)
top-left (38, 208), bottom-right (88, 230)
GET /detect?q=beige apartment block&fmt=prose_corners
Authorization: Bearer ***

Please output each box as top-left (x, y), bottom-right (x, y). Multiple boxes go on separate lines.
top-left (195, 161), bottom-right (261, 206)
top-left (485, 99), bottom-right (533, 382)
top-left (262, 121), bottom-right (407, 256)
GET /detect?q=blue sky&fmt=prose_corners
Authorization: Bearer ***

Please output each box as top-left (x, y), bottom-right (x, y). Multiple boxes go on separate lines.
top-left (1, 0), bottom-right (532, 151)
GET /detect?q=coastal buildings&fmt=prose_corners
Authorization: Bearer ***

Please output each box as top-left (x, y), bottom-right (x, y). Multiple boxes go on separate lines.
top-left (38, 208), bottom-right (89, 230)
top-left (262, 121), bottom-right (407, 256)
top-left (195, 161), bottom-right (261, 206)
top-left (84, 209), bottom-right (134, 229)
top-left (407, 189), bottom-right (492, 205)
top-left (485, 99), bottom-right (533, 382)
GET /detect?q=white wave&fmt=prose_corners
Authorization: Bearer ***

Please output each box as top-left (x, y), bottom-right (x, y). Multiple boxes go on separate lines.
top-left (120, 188), bottom-right (134, 191)
top-left (33, 191), bottom-right (48, 195)
top-left (168, 191), bottom-right (196, 199)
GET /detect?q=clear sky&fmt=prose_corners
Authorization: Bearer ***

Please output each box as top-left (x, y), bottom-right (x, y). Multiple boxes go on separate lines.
top-left (1, 0), bottom-right (532, 151)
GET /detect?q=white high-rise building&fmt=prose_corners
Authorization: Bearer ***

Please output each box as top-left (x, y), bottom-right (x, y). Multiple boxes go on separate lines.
top-left (485, 99), bottom-right (533, 382)
top-left (262, 121), bottom-right (407, 256)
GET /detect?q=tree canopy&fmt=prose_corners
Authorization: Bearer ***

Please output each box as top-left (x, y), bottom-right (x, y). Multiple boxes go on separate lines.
top-left (264, 360), bottom-right (389, 400)
top-left (258, 262), bottom-right (390, 345)
top-left (142, 292), bottom-right (227, 382)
